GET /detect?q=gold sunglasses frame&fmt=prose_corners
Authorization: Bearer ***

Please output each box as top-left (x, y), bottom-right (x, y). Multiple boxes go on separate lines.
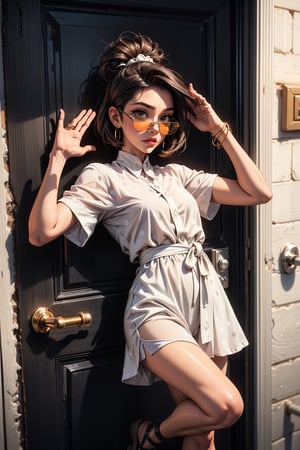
top-left (119, 109), bottom-right (180, 136)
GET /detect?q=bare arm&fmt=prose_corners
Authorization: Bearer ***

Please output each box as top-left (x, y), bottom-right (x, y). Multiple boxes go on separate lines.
top-left (188, 84), bottom-right (272, 206)
top-left (28, 108), bottom-right (96, 246)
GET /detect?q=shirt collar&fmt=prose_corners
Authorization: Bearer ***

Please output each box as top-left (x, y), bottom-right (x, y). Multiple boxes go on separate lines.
top-left (115, 150), bottom-right (157, 179)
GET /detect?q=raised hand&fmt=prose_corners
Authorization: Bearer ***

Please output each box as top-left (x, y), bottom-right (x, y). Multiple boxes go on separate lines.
top-left (187, 83), bottom-right (224, 135)
top-left (52, 108), bottom-right (96, 159)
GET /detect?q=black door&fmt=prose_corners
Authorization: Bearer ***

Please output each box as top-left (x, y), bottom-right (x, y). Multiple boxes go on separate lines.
top-left (3, 0), bottom-right (254, 449)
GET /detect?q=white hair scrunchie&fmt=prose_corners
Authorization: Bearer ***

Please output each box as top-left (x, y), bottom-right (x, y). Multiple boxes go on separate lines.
top-left (117, 54), bottom-right (154, 68)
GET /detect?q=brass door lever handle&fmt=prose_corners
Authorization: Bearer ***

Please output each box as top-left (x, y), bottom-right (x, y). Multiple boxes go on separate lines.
top-left (31, 307), bottom-right (92, 334)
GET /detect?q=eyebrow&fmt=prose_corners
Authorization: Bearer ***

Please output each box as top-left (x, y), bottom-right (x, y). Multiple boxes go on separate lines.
top-left (130, 102), bottom-right (174, 112)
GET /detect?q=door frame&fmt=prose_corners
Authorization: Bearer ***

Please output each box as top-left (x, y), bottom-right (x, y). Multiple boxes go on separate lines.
top-left (0, 0), bottom-right (273, 449)
top-left (252, 0), bottom-right (273, 448)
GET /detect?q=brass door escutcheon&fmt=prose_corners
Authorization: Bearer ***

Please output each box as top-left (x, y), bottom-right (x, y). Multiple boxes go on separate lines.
top-left (31, 307), bottom-right (92, 334)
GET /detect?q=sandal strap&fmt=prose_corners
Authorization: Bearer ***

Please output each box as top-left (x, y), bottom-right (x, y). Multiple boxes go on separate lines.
top-left (139, 421), bottom-right (155, 449)
top-left (139, 421), bottom-right (166, 449)
top-left (146, 434), bottom-right (159, 447)
top-left (153, 422), bottom-right (166, 443)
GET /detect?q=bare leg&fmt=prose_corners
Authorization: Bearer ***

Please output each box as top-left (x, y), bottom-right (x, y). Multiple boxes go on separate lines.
top-left (168, 386), bottom-right (215, 450)
top-left (168, 355), bottom-right (228, 450)
top-left (135, 321), bottom-right (243, 449)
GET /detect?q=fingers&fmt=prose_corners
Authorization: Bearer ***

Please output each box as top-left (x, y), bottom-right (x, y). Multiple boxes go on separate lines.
top-left (57, 109), bottom-right (66, 128)
top-left (66, 109), bottom-right (86, 130)
top-left (53, 108), bottom-right (96, 157)
top-left (80, 109), bottom-right (96, 132)
top-left (65, 109), bottom-right (96, 133)
top-left (188, 83), bottom-right (207, 105)
top-left (187, 84), bottom-right (223, 133)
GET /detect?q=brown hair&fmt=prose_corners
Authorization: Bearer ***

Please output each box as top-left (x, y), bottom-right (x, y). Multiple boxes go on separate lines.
top-left (95, 32), bottom-right (194, 157)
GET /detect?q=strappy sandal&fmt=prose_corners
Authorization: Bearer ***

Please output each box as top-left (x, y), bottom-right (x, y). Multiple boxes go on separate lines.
top-left (127, 419), bottom-right (167, 450)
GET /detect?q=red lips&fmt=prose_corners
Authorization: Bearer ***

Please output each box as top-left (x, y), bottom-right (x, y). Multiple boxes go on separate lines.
top-left (143, 138), bottom-right (157, 145)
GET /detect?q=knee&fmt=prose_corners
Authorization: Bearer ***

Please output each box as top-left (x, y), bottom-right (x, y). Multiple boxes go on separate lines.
top-left (216, 391), bottom-right (244, 427)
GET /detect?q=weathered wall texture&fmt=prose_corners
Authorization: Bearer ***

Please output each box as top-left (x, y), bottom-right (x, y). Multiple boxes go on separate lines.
top-left (272, 1), bottom-right (300, 449)
top-left (0, 3), bottom-right (22, 446)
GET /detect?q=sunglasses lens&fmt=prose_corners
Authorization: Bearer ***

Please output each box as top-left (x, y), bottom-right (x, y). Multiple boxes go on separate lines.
top-left (158, 121), bottom-right (180, 135)
top-left (133, 119), bottom-right (151, 132)
top-left (166, 121), bottom-right (180, 135)
top-left (132, 118), bottom-right (180, 135)
top-left (159, 123), bottom-right (171, 135)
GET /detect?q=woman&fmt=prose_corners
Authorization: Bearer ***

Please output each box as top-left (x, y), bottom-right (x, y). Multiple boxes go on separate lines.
top-left (29, 32), bottom-right (272, 450)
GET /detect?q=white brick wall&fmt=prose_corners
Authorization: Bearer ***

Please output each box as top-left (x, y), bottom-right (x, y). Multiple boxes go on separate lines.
top-left (274, 8), bottom-right (292, 54)
top-left (293, 12), bottom-right (300, 54)
top-left (275, 0), bottom-right (300, 13)
top-left (272, 2), bottom-right (300, 449)
top-left (272, 140), bottom-right (292, 182)
top-left (292, 140), bottom-right (300, 178)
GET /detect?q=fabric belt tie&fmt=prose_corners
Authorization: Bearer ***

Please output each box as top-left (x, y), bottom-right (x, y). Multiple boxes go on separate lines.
top-left (139, 243), bottom-right (213, 344)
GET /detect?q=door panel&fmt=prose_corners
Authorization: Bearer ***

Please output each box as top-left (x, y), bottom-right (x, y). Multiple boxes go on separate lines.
top-left (61, 354), bottom-right (179, 449)
top-left (3, 0), bottom-right (253, 449)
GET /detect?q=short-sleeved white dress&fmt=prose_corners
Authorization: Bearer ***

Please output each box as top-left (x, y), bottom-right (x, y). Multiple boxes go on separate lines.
top-left (59, 150), bottom-right (249, 385)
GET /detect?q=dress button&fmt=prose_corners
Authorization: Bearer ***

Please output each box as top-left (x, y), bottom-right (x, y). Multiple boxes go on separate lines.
top-left (204, 322), bottom-right (209, 330)
top-left (173, 210), bottom-right (178, 217)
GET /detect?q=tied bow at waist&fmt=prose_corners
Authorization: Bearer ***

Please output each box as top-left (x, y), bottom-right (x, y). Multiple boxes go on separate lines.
top-left (139, 242), bottom-right (211, 276)
top-left (139, 242), bottom-right (214, 344)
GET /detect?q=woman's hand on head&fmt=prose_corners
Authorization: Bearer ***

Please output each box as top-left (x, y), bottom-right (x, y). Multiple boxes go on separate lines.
top-left (187, 83), bottom-right (224, 135)
top-left (51, 108), bottom-right (97, 159)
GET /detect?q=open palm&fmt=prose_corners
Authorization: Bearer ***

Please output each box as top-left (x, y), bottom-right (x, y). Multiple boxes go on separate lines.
top-left (53, 108), bottom-right (96, 159)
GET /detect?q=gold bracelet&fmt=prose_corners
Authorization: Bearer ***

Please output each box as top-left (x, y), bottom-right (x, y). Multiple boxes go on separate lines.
top-left (212, 123), bottom-right (226, 139)
top-left (211, 122), bottom-right (231, 149)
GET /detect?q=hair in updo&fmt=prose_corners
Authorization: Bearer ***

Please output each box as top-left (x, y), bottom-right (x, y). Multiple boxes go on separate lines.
top-left (95, 32), bottom-right (194, 157)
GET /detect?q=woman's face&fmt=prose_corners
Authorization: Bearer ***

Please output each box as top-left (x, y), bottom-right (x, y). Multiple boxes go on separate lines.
top-left (109, 87), bottom-right (175, 161)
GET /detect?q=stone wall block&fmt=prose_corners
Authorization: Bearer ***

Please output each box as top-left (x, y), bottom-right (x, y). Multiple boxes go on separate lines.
top-left (272, 395), bottom-right (300, 441)
top-left (274, 8), bottom-right (292, 54)
top-left (272, 357), bottom-right (300, 397)
top-left (292, 141), bottom-right (300, 179)
top-left (272, 181), bottom-right (300, 223)
top-left (293, 12), bottom-right (300, 54)
top-left (272, 305), bottom-right (300, 363)
top-left (273, 140), bottom-right (292, 182)
top-left (275, 0), bottom-right (300, 12)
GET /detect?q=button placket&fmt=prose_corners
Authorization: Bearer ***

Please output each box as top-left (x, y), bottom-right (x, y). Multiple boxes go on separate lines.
top-left (146, 178), bottom-right (184, 236)
top-left (168, 198), bottom-right (184, 235)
